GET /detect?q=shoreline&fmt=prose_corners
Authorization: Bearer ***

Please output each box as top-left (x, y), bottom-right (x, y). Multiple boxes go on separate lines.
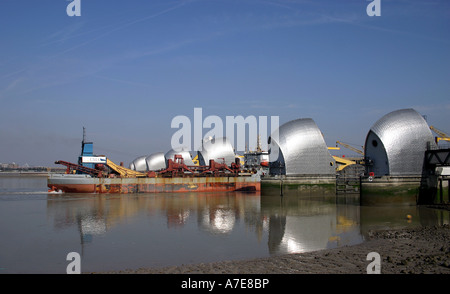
top-left (93, 223), bottom-right (450, 274)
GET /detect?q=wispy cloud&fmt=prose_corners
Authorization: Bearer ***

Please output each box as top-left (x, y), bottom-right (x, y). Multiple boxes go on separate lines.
top-left (127, 38), bottom-right (198, 60)
top-left (91, 74), bottom-right (152, 88)
top-left (53, 1), bottom-right (188, 57)
top-left (248, 0), bottom-right (450, 44)
top-left (412, 103), bottom-right (450, 114)
top-left (0, 1), bottom-right (190, 99)
top-left (40, 21), bottom-right (87, 47)
top-left (5, 76), bottom-right (25, 92)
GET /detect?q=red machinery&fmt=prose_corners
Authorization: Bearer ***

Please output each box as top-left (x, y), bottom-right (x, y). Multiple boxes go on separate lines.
top-left (56, 155), bottom-right (243, 178)
top-left (54, 160), bottom-right (104, 177)
top-left (160, 155), bottom-right (241, 176)
top-left (202, 158), bottom-right (241, 175)
top-left (159, 155), bottom-right (196, 176)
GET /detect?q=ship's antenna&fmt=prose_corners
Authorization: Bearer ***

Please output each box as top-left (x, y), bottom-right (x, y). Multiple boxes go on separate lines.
top-left (82, 127), bottom-right (86, 143)
top-left (257, 134), bottom-right (261, 152)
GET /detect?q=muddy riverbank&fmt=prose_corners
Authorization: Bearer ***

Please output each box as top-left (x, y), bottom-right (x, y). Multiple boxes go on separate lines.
top-left (94, 223), bottom-right (450, 274)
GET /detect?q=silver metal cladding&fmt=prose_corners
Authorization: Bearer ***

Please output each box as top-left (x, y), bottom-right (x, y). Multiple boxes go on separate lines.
top-left (165, 148), bottom-right (195, 166)
top-left (268, 118), bottom-right (336, 176)
top-left (129, 156), bottom-right (147, 172)
top-left (145, 152), bottom-right (167, 171)
top-left (198, 137), bottom-right (236, 166)
top-left (364, 108), bottom-right (436, 176)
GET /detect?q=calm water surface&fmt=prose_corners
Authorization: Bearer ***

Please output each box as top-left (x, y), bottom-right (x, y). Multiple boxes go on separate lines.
top-left (0, 174), bottom-right (448, 273)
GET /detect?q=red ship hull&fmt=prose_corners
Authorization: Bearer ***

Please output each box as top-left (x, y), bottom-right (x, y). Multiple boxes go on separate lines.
top-left (48, 174), bottom-right (260, 194)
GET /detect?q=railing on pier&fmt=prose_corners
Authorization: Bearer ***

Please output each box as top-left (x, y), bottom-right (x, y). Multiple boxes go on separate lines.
top-left (421, 147), bottom-right (450, 205)
top-left (336, 164), bottom-right (365, 194)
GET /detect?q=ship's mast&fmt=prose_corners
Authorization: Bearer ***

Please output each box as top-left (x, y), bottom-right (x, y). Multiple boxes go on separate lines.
top-left (257, 134), bottom-right (261, 152)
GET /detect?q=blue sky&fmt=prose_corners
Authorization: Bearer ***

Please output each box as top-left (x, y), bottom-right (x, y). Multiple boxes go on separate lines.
top-left (0, 0), bottom-right (449, 166)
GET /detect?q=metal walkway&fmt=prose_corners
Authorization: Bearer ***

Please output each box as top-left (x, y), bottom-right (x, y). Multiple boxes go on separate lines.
top-left (424, 148), bottom-right (450, 167)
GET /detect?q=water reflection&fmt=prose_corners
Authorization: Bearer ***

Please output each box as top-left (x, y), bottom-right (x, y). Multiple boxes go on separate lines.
top-left (46, 193), bottom-right (261, 234)
top-left (359, 204), bottom-right (450, 236)
top-left (262, 195), bottom-right (363, 255)
top-left (1, 174), bottom-right (449, 273)
top-left (44, 192), bottom-right (450, 260)
top-left (45, 193), bottom-right (363, 260)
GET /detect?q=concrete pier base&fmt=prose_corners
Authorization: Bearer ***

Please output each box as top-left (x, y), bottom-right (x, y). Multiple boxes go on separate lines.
top-left (261, 175), bottom-right (336, 197)
top-left (360, 176), bottom-right (430, 206)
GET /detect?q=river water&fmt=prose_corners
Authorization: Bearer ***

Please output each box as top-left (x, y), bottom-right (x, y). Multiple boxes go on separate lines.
top-left (0, 173), bottom-right (448, 274)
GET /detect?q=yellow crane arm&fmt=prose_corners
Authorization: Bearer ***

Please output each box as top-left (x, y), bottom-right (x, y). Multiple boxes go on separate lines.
top-left (333, 156), bottom-right (356, 171)
top-left (430, 126), bottom-right (450, 142)
top-left (430, 126), bottom-right (449, 138)
top-left (106, 159), bottom-right (147, 178)
top-left (336, 141), bottom-right (364, 155)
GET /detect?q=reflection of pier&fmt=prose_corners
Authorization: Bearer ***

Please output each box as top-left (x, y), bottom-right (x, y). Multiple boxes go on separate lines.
top-left (261, 195), bottom-right (362, 255)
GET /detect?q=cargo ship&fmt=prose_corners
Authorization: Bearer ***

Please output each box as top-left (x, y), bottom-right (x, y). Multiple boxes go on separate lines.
top-left (47, 130), bottom-right (260, 194)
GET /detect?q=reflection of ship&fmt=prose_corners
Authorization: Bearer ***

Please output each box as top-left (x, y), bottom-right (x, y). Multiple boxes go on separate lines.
top-left (78, 215), bottom-right (107, 244)
top-left (48, 129), bottom-right (260, 194)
